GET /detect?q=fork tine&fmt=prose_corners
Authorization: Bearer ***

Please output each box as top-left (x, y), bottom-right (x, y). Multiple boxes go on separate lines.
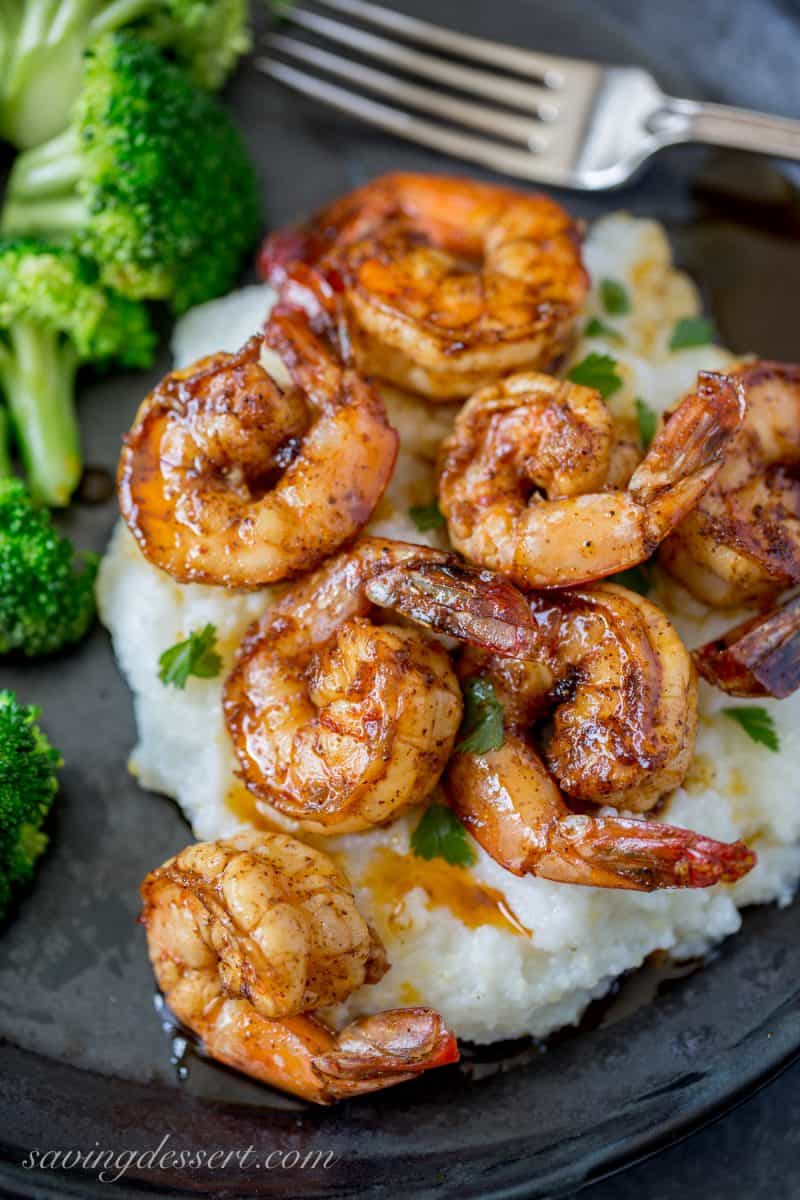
top-left (287, 7), bottom-right (558, 120)
top-left (312, 0), bottom-right (576, 85)
top-left (267, 34), bottom-right (545, 149)
top-left (257, 59), bottom-right (572, 187)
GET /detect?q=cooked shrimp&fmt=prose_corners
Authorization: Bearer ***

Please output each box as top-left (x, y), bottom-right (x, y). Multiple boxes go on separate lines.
top-left (460, 582), bottom-right (697, 812)
top-left (383, 573), bottom-right (696, 808)
top-left (444, 589), bottom-right (756, 890)
top-left (118, 311), bottom-right (398, 588)
top-left (693, 592), bottom-right (800, 698)
top-left (661, 361), bottom-right (800, 606)
top-left (224, 537), bottom-right (534, 834)
top-left (140, 832), bottom-right (458, 1104)
top-left (437, 370), bottom-right (745, 589)
top-left (260, 173), bottom-right (588, 401)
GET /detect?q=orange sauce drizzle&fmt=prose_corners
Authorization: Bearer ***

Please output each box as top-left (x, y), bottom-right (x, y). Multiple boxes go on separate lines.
top-left (363, 849), bottom-right (530, 938)
top-left (225, 785), bottom-right (286, 834)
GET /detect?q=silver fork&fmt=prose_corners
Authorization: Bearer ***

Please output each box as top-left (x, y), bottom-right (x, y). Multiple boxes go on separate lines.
top-left (258, 0), bottom-right (800, 190)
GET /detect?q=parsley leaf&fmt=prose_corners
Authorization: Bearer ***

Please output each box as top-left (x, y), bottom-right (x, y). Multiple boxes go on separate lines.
top-left (722, 706), bottom-right (779, 752)
top-left (635, 396), bottom-right (658, 449)
top-left (411, 804), bottom-right (477, 867)
top-left (158, 624), bottom-right (222, 689)
top-left (567, 353), bottom-right (623, 400)
top-left (409, 500), bottom-right (445, 532)
top-left (669, 316), bottom-right (714, 351)
top-left (600, 277), bottom-right (631, 316)
top-left (610, 565), bottom-right (652, 596)
top-left (584, 316), bottom-right (624, 344)
top-left (456, 676), bottom-right (505, 754)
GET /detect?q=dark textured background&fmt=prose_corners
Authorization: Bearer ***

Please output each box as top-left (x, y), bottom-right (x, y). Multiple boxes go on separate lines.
top-left (1, 1), bottom-right (800, 1197)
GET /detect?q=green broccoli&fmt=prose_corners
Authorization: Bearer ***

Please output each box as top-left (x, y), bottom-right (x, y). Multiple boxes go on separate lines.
top-left (0, 478), bottom-right (99, 656)
top-left (0, 239), bottom-right (155, 506)
top-left (122, 0), bottom-right (252, 90)
top-left (0, 690), bottom-right (60, 920)
top-left (0, 0), bottom-right (251, 149)
top-left (1, 33), bottom-right (262, 313)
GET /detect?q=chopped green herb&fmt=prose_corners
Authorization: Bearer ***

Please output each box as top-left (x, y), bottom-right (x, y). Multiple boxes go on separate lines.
top-left (610, 565), bottom-right (652, 596)
top-left (635, 396), bottom-right (658, 449)
top-left (721, 706), bottom-right (779, 752)
top-left (411, 804), bottom-right (477, 868)
top-left (158, 624), bottom-right (222, 689)
top-left (584, 316), bottom-right (624, 344)
top-left (600, 277), bottom-right (631, 316)
top-left (669, 316), bottom-right (714, 351)
top-left (409, 500), bottom-right (445, 532)
top-left (567, 353), bottom-right (623, 400)
top-left (456, 676), bottom-right (505, 755)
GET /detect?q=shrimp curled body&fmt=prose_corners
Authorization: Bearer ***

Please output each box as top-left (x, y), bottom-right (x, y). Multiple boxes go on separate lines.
top-left (661, 361), bottom-right (800, 606)
top-left (224, 538), bottom-right (535, 834)
top-left (437, 370), bottom-right (745, 589)
top-left (260, 173), bottom-right (588, 401)
top-left (140, 832), bottom-right (458, 1104)
top-left (444, 583), bottom-right (756, 890)
top-left (119, 313), bottom-right (398, 588)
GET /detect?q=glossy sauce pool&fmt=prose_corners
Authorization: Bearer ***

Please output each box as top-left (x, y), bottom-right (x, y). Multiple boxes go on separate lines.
top-left (361, 847), bottom-right (530, 938)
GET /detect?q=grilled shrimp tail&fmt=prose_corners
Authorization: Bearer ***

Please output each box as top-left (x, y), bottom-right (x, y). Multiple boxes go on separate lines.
top-left (630, 371), bottom-right (746, 544)
top-left (312, 1008), bottom-right (459, 1101)
top-left (451, 742), bottom-right (757, 892)
top-left (365, 560), bottom-right (536, 657)
top-left (533, 814), bottom-right (757, 892)
top-left (693, 592), bottom-right (800, 698)
top-left (173, 1007), bottom-right (457, 1106)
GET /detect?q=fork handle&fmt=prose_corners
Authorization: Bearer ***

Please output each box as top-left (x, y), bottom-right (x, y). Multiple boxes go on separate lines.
top-left (655, 97), bottom-right (800, 161)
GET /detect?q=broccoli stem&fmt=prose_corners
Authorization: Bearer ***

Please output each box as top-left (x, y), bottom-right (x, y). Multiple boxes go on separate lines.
top-left (0, 3), bottom-right (96, 149)
top-left (3, 2), bottom-right (65, 95)
top-left (0, 324), bottom-right (81, 506)
top-left (89, 0), bottom-right (159, 36)
top-left (6, 128), bottom-right (84, 196)
top-left (1, 196), bottom-right (89, 238)
top-left (1, 128), bottom-right (88, 239)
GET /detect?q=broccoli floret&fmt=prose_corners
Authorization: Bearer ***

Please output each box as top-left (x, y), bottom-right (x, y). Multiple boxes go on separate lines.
top-left (0, 689), bottom-right (60, 920)
top-left (2, 33), bottom-right (262, 313)
top-left (0, 239), bottom-right (155, 505)
top-left (0, 0), bottom-right (250, 149)
top-left (119, 0), bottom-right (252, 90)
top-left (0, 478), bottom-right (99, 656)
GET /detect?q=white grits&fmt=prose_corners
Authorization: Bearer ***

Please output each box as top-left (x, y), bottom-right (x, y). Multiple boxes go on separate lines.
top-left (99, 215), bottom-right (800, 1043)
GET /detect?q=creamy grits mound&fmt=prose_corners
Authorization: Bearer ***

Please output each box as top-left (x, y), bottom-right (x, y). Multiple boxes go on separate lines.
top-left (99, 214), bottom-right (800, 1044)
